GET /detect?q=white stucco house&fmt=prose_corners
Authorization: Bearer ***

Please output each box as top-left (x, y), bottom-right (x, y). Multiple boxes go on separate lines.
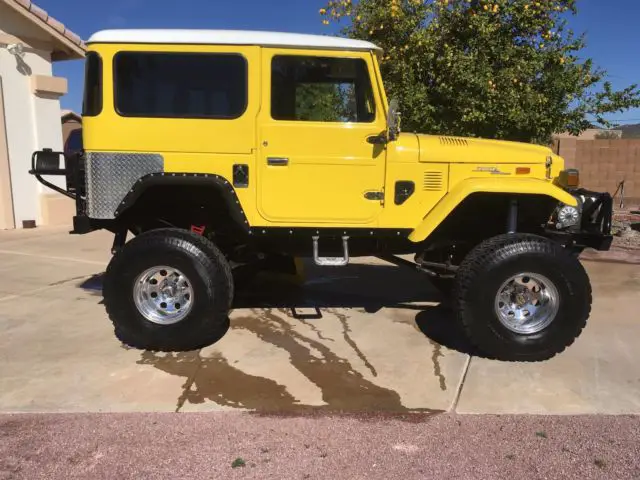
top-left (0, 0), bottom-right (85, 229)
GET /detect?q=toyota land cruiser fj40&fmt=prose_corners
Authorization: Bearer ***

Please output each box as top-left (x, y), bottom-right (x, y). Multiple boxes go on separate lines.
top-left (30, 29), bottom-right (613, 361)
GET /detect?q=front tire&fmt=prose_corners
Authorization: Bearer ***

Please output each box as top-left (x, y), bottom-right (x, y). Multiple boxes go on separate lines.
top-left (103, 228), bottom-right (233, 351)
top-left (453, 234), bottom-right (592, 361)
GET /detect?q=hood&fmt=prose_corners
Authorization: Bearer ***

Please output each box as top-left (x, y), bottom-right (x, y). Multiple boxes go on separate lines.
top-left (416, 134), bottom-right (553, 164)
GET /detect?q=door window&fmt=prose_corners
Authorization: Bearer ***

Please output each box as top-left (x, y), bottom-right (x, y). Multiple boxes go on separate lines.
top-left (271, 55), bottom-right (375, 123)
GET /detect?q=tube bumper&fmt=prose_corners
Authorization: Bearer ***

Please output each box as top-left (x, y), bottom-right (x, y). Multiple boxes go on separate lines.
top-left (29, 149), bottom-right (97, 234)
top-left (548, 188), bottom-right (614, 251)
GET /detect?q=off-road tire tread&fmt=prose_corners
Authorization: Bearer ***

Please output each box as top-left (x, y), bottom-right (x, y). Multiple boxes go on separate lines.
top-left (103, 228), bottom-right (233, 351)
top-left (453, 233), bottom-right (592, 361)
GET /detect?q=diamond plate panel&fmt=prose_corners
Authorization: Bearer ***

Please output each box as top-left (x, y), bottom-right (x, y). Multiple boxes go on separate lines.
top-left (86, 152), bottom-right (164, 219)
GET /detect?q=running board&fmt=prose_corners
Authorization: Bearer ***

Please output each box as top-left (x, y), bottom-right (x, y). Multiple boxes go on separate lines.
top-left (312, 235), bottom-right (350, 266)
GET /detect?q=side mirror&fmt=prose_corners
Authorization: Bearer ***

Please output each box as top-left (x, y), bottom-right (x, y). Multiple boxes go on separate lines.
top-left (387, 98), bottom-right (402, 141)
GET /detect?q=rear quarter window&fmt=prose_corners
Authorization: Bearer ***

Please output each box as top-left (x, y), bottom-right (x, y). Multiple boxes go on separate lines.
top-left (82, 52), bottom-right (102, 117)
top-left (113, 52), bottom-right (248, 119)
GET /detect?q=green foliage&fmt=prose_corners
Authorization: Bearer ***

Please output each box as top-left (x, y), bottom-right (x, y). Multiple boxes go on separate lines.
top-left (319, 0), bottom-right (640, 144)
top-left (295, 83), bottom-right (354, 121)
top-left (594, 130), bottom-right (621, 140)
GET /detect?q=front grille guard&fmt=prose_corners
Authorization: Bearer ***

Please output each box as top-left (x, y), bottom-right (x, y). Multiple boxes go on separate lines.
top-left (576, 188), bottom-right (613, 236)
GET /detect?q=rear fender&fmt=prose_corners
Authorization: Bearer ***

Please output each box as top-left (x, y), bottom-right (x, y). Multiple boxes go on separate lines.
top-left (116, 173), bottom-right (250, 232)
top-left (408, 177), bottom-right (577, 243)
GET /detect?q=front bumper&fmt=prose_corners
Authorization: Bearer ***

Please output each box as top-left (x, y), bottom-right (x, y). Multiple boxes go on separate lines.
top-left (548, 188), bottom-right (613, 251)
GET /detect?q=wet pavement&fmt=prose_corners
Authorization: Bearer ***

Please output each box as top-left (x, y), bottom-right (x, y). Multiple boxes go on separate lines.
top-left (0, 226), bottom-right (639, 415)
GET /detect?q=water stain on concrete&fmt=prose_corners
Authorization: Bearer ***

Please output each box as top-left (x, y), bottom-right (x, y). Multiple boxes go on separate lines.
top-left (277, 306), bottom-right (377, 376)
top-left (136, 350), bottom-right (297, 413)
top-left (392, 310), bottom-right (448, 390)
top-left (428, 340), bottom-right (447, 391)
top-left (231, 309), bottom-right (402, 411)
top-left (278, 308), bottom-right (334, 342)
top-left (325, 308), bottom-right (378, 378)
top-left (138, 308), bottom-right (441, 414)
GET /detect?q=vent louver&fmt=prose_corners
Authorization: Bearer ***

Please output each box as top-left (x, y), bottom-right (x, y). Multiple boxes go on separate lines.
top-left (423, 171), bottom-right (444, 191)
top-left (439, 137), bottom-right (469, 147)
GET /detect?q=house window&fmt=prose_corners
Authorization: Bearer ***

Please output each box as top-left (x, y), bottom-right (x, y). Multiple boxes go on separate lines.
top-left (271, 55), bottom-right (376, 123)
top-left (82, 52), bottom-right (102, 117)
top-left (114, 52), bottom-right (247, 119)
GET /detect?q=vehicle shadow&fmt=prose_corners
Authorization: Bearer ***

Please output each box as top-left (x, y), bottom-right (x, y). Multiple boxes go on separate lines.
top-left (233, 262), bottom-right (480, 356)
top-left (77, 261), bottom-right (479, 356)
top-left (77, 262), bottom-right (480, 413)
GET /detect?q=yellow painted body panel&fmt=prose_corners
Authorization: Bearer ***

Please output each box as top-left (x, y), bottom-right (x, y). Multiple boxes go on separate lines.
top-left (417, 134), bottom-right (555, 164)
top-left (378, 133), bottom-right (450, 228)
top-left (257, 48), bottom-right (387, 225)
top-left (408, 177), bottom-right (578, 242)
top-left (161, 152), bottom-right (259, 224)
top-left (83, 43), bottom-right (261, 155)
top-left (83, 41), bottom-right (576, 241)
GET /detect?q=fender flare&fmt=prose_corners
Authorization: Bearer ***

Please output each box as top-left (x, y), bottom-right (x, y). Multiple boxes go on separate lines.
top-left (408, 177), bottom-right (578, 243)
top-left (114, 172), bottom-right (251, 232)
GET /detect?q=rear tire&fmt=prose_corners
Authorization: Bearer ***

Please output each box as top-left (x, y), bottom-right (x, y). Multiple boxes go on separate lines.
top-left (453, 234), bottom-right (591, 361)
top-left (103, 228), bottom-right (233, 351)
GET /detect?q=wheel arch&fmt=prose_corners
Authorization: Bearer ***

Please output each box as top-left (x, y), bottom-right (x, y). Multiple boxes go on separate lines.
top-left (409, 178), bottom-right (577, 243)
top-left (115, 173), bottom-right (251, 233)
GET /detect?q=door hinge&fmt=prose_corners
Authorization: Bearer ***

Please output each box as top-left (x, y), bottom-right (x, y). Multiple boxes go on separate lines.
top-left (364, 191), bottom-right (384, 201)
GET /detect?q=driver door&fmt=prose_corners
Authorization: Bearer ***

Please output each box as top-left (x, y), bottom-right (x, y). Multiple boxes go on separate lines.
top-left (257, 49), bottom-right (387, 225)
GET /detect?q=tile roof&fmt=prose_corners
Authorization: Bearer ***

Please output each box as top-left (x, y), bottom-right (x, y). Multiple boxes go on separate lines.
top-left (2, 0), bottom-right (86, 59)
top-left (61, 110), bottom-right (82, 121)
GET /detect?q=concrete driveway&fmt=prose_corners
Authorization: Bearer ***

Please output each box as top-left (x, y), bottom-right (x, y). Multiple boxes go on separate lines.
top-left (0, 226), bottom-right (638, 415)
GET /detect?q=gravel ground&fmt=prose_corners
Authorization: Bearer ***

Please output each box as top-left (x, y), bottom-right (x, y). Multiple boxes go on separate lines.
top-left (612, 211), bottom-right (640, 250)
top-left (580, 211), bottom-right (640, 263)
top-left (614, 226), bottom-right (640, 250)
top-left (1, 413), bottom-right (638, 480)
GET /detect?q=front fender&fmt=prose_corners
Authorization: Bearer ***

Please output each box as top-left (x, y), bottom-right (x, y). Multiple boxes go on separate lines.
top-left (408, 177), bottom-right (578, 243)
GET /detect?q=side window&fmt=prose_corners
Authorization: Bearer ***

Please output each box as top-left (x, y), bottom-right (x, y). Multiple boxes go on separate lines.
top-left (114, 52), bottom-right (247, 119)
top-left (271, 55), bottom-right (376, 123)
top-left (82, 52), bottom-right (102, 117)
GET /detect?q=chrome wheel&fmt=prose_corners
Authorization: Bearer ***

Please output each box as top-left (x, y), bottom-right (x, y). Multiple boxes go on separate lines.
top-left (494, 272), bottom-right (559, 334)
top-left (133, 266), bottom-right (194, 325)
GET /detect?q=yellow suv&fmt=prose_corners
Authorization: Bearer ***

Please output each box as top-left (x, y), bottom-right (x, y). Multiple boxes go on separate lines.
top-left (30, 29), bottom-right (613, 361)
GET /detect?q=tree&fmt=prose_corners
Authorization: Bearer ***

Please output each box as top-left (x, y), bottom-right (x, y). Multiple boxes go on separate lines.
top-left (594, 130), bottom-right (621, 140)
top-left (295, 83), bottom-right (356, 121)
top-left (319, 0), bottom-right (640, 144)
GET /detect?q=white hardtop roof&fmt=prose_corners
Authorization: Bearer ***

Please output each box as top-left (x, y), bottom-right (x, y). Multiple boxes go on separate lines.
top-left (87, 29), bottom-right (381, 52)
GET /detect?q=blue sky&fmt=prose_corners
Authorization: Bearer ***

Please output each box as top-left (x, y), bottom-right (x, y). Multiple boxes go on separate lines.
top-left (39, 0), bottom-right (640, 123)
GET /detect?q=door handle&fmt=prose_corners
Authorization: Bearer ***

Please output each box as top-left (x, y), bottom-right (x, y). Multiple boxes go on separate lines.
top-left (267, 157), bottom-right (289, 166)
